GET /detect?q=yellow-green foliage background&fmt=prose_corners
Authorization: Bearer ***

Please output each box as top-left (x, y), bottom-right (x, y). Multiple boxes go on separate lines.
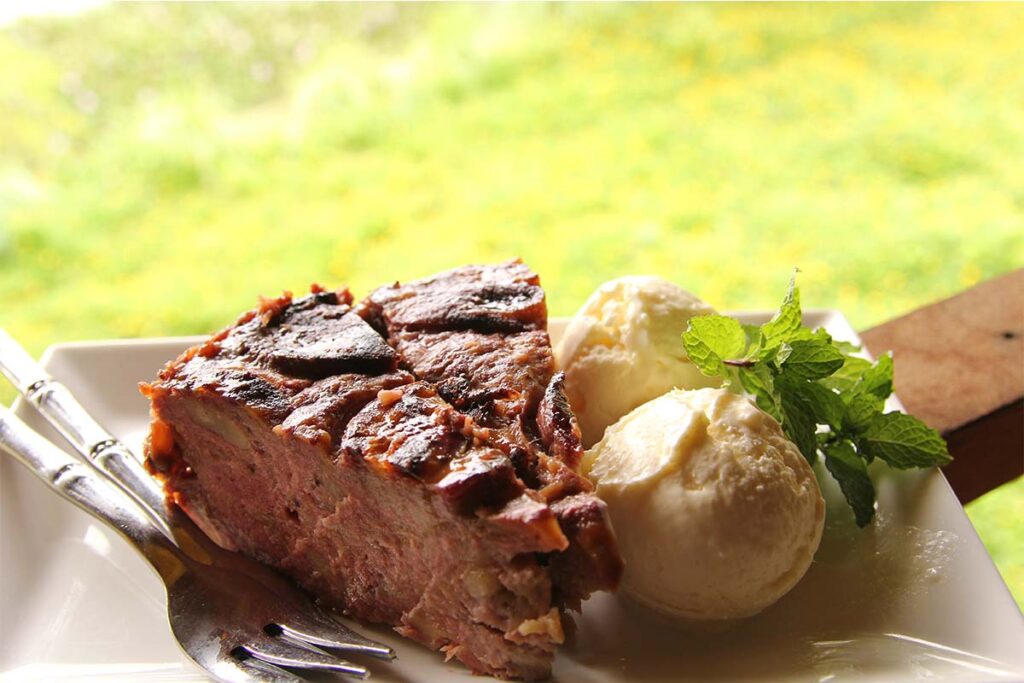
top-left (1, 4), bottom-right (1021, 606)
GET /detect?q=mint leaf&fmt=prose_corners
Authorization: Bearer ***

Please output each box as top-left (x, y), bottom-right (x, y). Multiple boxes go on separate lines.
top-left (788, 326), bottom-right (830, 343)
top-left (741, 323), bottom-right (762, 350)
top-left (820, 355), bottom-right (873, 392)
top-left (738, 365), bottom-right (781, 420)
top-left (792, 380), bottom-right (845, 430)
top-left (823, 440), bottom-right (876, 527)
top-left (767, 341), bottom-right (793, 368)
top-left (782, 338), bottom-right (845, 380)
top-left (856, 352), bottom-right (893, 399)
top-left (778, 384), bottom-right (819, 464)
top-left (834, 339), bottom-right (862, 354)
top-left (860, 412), bottom-right (952, 468)
top-left (760, 273), bottom-right (802, 349)
top-left (682, 315), bottom-right (747, 378)
top-left (844, 391), bottom-right (883, 434)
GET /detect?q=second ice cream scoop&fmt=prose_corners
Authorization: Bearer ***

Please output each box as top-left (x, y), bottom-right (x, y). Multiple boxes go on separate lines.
top-left (582, 388), bottom-right (826, 621)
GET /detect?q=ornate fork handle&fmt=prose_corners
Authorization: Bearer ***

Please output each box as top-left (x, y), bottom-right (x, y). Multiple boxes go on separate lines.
top-left (0, 329), bottom-right (172, 538)
top-left (0, 405), bottom-right (187, 582)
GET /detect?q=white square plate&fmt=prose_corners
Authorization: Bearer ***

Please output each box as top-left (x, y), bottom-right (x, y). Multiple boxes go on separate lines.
top-left (2, 311), bottom-right (1022, 682)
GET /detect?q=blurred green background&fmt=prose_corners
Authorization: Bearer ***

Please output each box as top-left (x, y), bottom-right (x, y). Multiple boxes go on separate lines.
top-left (1, 4), bottom-right (1020, 607)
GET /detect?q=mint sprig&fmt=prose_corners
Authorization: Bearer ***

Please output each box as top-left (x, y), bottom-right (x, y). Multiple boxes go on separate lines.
top-left (682, 272), bottom-right (952, 527)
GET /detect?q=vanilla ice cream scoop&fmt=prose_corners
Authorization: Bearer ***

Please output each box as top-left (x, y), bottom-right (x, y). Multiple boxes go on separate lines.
top-left (582, 388), bottom-right (825, 621)
top-left (555, 276), bottom-right (720, 448)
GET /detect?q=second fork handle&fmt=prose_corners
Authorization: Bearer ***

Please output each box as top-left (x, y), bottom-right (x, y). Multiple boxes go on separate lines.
top-left (0, 331), bottom-right (172, 538)
top-left (0, 405), bottom-right (186, 582)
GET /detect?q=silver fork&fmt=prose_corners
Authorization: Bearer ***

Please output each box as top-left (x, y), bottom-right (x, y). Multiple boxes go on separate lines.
top-left (0, 332), bottom-right (396, 681)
